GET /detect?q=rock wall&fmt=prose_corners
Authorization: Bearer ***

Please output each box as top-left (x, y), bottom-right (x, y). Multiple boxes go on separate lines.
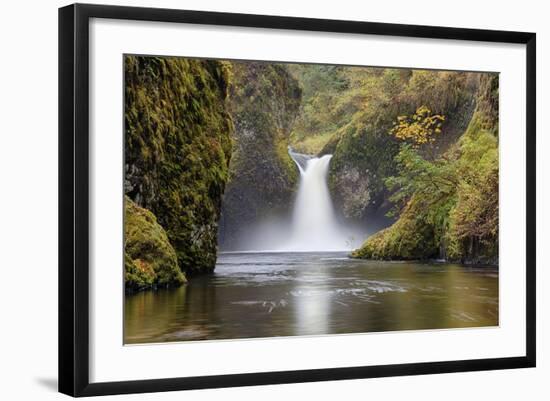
top-left (218, 62), bottom-right (302, 250)
top-left (124, 55), bottom-right (234, 275)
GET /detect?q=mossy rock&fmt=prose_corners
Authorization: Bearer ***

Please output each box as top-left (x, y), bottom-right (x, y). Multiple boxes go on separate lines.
top-left (329, 114), bottom-right (400, 223)
top-left (124, 197), bottom-right (186, 292)
top-left (351, 195), bottom-right (439, 260)
top-left (124, 55), bottom-right (233, 275)
top-left (445, 114), bottom-right (499, 264)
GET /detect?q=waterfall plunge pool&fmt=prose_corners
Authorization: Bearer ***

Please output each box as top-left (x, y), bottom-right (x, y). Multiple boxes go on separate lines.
top-left (124, 251), bottom-right (498, 344)
top-left (125, 151), bottom-right (498, 344)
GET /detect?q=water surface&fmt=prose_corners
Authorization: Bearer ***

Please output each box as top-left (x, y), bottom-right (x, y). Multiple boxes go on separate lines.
top-left (125, 252), bottom-right (498, 344)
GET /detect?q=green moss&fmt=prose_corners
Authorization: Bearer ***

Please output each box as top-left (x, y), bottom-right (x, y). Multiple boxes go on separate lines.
top-left (124, 55), bottom-right (234, 275)
top-left (351, 195), bottom-right (439, 260)
top-left (445, 75), bottom-right (499, 264)
top-left (124, 253), bottom-right (154, 291)
top-left (475, 73), bottom-right (499, 134)
top-left (275, 134), bottom-right (298, 182)
top-left (445, 111), bottom-right (499, 263)
top-left (124, 197), bottom-right (186, 292)
top-left (329, 114), bottom-right (400, 219)
top-left (291, 131), bottom-right (335, 154)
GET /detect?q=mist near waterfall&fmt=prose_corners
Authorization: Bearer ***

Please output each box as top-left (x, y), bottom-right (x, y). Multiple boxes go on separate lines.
top-left (232, 149), bottom-right (365, 252)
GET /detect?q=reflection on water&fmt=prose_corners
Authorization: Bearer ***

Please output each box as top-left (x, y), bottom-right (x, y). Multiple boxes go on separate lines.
top-left (124, 252), bottom-right (499, 344)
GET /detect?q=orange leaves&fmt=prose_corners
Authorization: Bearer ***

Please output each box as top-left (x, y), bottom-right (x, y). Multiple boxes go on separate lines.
top-left (390, 106), bottom-right (445, 147)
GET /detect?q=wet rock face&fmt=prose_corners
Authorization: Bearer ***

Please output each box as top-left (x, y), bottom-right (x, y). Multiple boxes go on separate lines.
top-left (124, 55), bottom-right (234, 275)
top-left (218, 62), bottom-right (302, 250)
top-left (327, 118), bottom-right (399, 232)
top-left (332, 166), bottom-right (371, 219)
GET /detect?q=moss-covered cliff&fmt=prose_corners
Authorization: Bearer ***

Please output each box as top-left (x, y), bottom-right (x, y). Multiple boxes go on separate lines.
top-left (124, 55), bottom-right (234, 275)
top-left (352, 73), bottom-right (499, 264)
top-left (326, 70), bottom-right (478, 227)
top-left (218, 62), bottom-right (302, 250)
top-left (124, 197), bottom-right (186, 292)
top-left (350, 194), bottom-right (440, 260)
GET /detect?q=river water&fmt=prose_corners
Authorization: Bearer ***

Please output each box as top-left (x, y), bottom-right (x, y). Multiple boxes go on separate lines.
top-left (124, 252), bottom-right (498, 344)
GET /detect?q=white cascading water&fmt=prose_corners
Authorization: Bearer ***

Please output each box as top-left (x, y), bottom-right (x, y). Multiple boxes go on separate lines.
top-left (285, 149), bottom-right (350, 251)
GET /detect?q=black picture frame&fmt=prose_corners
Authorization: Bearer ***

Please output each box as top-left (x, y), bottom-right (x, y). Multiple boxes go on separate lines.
top-left (58, 3), bottom-right (536, 397)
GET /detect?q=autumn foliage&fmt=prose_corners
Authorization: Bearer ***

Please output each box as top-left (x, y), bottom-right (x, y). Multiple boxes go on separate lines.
top-left (390, 106), bottom-right (445, 147)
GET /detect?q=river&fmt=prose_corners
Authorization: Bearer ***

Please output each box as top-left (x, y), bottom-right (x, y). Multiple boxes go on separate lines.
top-left (124, 252), bottom-right (498, 344)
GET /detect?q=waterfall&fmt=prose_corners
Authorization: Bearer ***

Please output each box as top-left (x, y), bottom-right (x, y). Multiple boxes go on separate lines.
top-left (230, 149), bottom-right (362, 252)
top-left (285, 149), bottom-right (350, 251)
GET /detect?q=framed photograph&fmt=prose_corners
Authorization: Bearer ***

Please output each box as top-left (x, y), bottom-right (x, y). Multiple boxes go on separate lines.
top-left (59, 3), bottom-right (536, 397)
